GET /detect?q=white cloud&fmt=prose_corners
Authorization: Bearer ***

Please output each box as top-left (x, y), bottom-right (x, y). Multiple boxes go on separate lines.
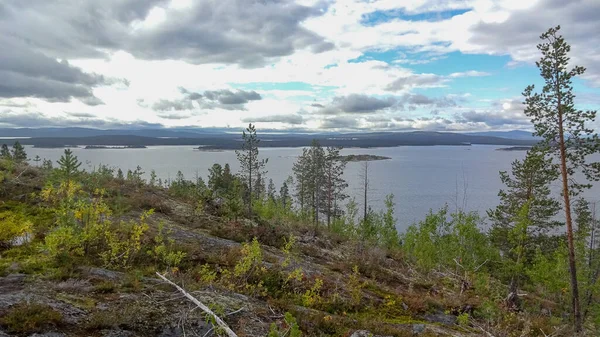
top-left (1, 0), bottom-right (598, 132)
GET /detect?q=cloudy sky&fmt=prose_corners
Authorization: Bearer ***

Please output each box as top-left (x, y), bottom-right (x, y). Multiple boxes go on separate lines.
top-left (1, 0), bottom-right (599, 132)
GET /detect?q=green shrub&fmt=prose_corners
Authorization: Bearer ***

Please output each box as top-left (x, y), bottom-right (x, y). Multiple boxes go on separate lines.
top-left (0, 302), bottom-right (63, 334)
top-left (0, 210), bottom-right (33, 249)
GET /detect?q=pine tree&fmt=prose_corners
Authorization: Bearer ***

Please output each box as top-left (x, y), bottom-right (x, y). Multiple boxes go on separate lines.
top-left (222, 163), bottom-right (234, 192)
top-left (208, 163), bottom-right (223, 195)
top-left (322, 146), bottom-right (348, 227)
top-left (293, 148), bottom-right (310, 215)
top-left (307, 140), bottom-right (325, 228)
top-left (0, 144), bottom-right (11, 160)
top-left (489, 150), bottom-right (561, 253)
top-left (42, 159), bottom-right (53, 171)
top-left (379, 194), bottom-right (399, 249)
top-left (150, 170), bottom-right (157, 187)
top-left (267, 178), bottom-right (276, 202)
top-left (523, 26), bottom-right (600, 332)
top-left (116, 168), bottom-right (124, 180)
top-left (132, 166), bottom-right (145, 185)
top-left (11, 141), bottom-right (27, 163)
top-left (236, 123), bottom-right (267, 216)
top-left (280, 176), bottom-right (292, 210)
top-left (254, 172), bottom-right (265, 201)
top-left (57, 149), bottom-right (81, 182)
top-left (33, 155), bottom-right (42, 167)
top-left (361, 161), bottom-right (370, 224)
top-left (488, 150), bottom-right (561, 309)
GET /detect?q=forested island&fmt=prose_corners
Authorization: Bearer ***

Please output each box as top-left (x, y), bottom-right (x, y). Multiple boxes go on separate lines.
top-left (496, 146), bottom-right (532, 151)
top-left (339, 154), bottom-right (391, 162)
top-left (1, 27), bottom-right (599, 337)
top-left (84, 145), bottom-right (147, 149)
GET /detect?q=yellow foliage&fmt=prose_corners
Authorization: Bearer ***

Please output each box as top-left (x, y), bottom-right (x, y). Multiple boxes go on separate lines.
top-left (302, 278), bottom-right (323, 307)
top-left (100, 210), bottom-right (152, 269)
top-left (0, 211), bottom-right (33, 247)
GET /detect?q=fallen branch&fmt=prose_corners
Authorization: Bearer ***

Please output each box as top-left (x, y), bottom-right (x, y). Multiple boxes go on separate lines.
top-left (156, 272), bottom-right (238, 337)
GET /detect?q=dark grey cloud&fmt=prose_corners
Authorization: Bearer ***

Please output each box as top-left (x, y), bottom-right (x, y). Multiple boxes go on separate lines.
top-left (128, 0), bottom-right (333, 67)
top-left (0, 0), bottom-right (165, 59)
top-left (202, 90), bottom-right (261, 105)
top-left (0, 110), bottom-right (163, 129)
top-left (0, 0), bottom-right (333, 106)
top-left (468, 0), bottom-right (600, 86)
top-left (0, 36), bottom-right (110, 104)
top-left (242, 114), bottom-right (304, 125)
top-left (316, 93), bottom-right (459, 116)
top-left (404, 94), bottom-right (457, 108)
top-left (147, 88), bottom-right (262, 113)
top-left (66, 112), bottom-right (96, 118)
top-left (385, 74), bottom-right (446, 91)
top-left (318, 94), bottom-right (397, 115)
top-left (320, 116), bottom-right (360, 129)
top-left (152, 99), bottom-right (194, 111)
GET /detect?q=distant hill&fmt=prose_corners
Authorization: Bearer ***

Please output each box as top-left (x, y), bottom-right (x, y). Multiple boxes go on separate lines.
top-left (0, 131), bottom-right (537, 149)
top-left (466, 130), bottom-right (540, 140)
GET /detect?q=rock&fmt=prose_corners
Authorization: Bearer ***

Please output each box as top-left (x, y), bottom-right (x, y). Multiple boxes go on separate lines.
top-left (101, 329), bottom-right (134, 337)
top-left (412, 324), bottom-right (426, 335)
top-left (350, 331), bottom-right (392, 337)
top-left (2, 273), bottom-right (26, 284)
top-left (423, 313), bottom-right (457, 326)
top-left (159, 325), bottom-right (183, 337)
top-left (83, 267), bottom-right (123, 281)
top-left (28, 333), bottom-right (66, 337)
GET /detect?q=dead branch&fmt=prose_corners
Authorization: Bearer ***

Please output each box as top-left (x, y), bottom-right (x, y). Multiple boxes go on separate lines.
top-left (156, 272), bottom-right (238, 337)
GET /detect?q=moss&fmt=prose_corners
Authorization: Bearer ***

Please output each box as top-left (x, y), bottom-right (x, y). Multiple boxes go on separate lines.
top-left (94, 280), bottom-right (117, 294)
top-left (0, 302), bottom-right (64, 334)
top-left (85, 310), bottom-right (119, 330)
top-left (56, 293), bottom-right (97, 310)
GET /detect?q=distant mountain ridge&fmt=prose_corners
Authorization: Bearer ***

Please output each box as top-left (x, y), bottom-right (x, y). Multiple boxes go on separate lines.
top-left (0, 127), bottom-right (539, 140)
top-left (0, 129), bottom-right (537, 149)
top-left (466, 130), bottom-right (540, 140)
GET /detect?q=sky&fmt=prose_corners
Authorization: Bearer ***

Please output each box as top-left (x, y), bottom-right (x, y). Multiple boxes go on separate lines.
top-left (1, 0), bottom-right (599, 133)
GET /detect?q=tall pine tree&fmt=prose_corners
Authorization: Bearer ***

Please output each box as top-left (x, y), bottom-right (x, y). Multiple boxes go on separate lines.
top-left (57, 149), bottom-right (82, 182)
top-left (523, 26), bottom-right (600, 332)
top-left (0, 144), bottom-right (11, 160)
top-left (322, 146), bottom-right (348, 227)
top-left (236, 124), bottom-right (267, 216)
top-left (11, 141), bottom-right (27, 163)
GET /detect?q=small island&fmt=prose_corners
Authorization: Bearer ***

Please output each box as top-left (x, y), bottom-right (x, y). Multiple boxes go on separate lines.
top-left (194, 147), bottom-right (224, 152)
top-left (84, 145), bottom-right (147, 149)
top-left (339, 154), bottom-right (391, 162)
top-left (496, 146), bottom-right (532, 151)
top-left (33, 145), bottom-right (79, 149)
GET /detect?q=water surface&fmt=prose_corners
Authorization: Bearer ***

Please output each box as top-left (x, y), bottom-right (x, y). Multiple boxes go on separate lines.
top-left (25, 145), bottom-right (598, 231)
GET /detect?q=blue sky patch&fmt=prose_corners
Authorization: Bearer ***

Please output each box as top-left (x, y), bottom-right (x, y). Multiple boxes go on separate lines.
top-left (361, 8), bottom-right (471, 26)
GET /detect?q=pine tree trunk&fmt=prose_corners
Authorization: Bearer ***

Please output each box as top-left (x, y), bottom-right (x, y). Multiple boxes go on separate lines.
top-left (363, 162), bottom-right (368, 223)
top-left (557, 100), bottom-right (582, 333)
top-left (327, 169), bottom-right (332, 228)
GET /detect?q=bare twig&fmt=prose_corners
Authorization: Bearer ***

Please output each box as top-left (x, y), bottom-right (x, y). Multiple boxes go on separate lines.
top-left (156, 272), bottom-right (238, 337)
top-left (226, 307), bottom-right (245, 317)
